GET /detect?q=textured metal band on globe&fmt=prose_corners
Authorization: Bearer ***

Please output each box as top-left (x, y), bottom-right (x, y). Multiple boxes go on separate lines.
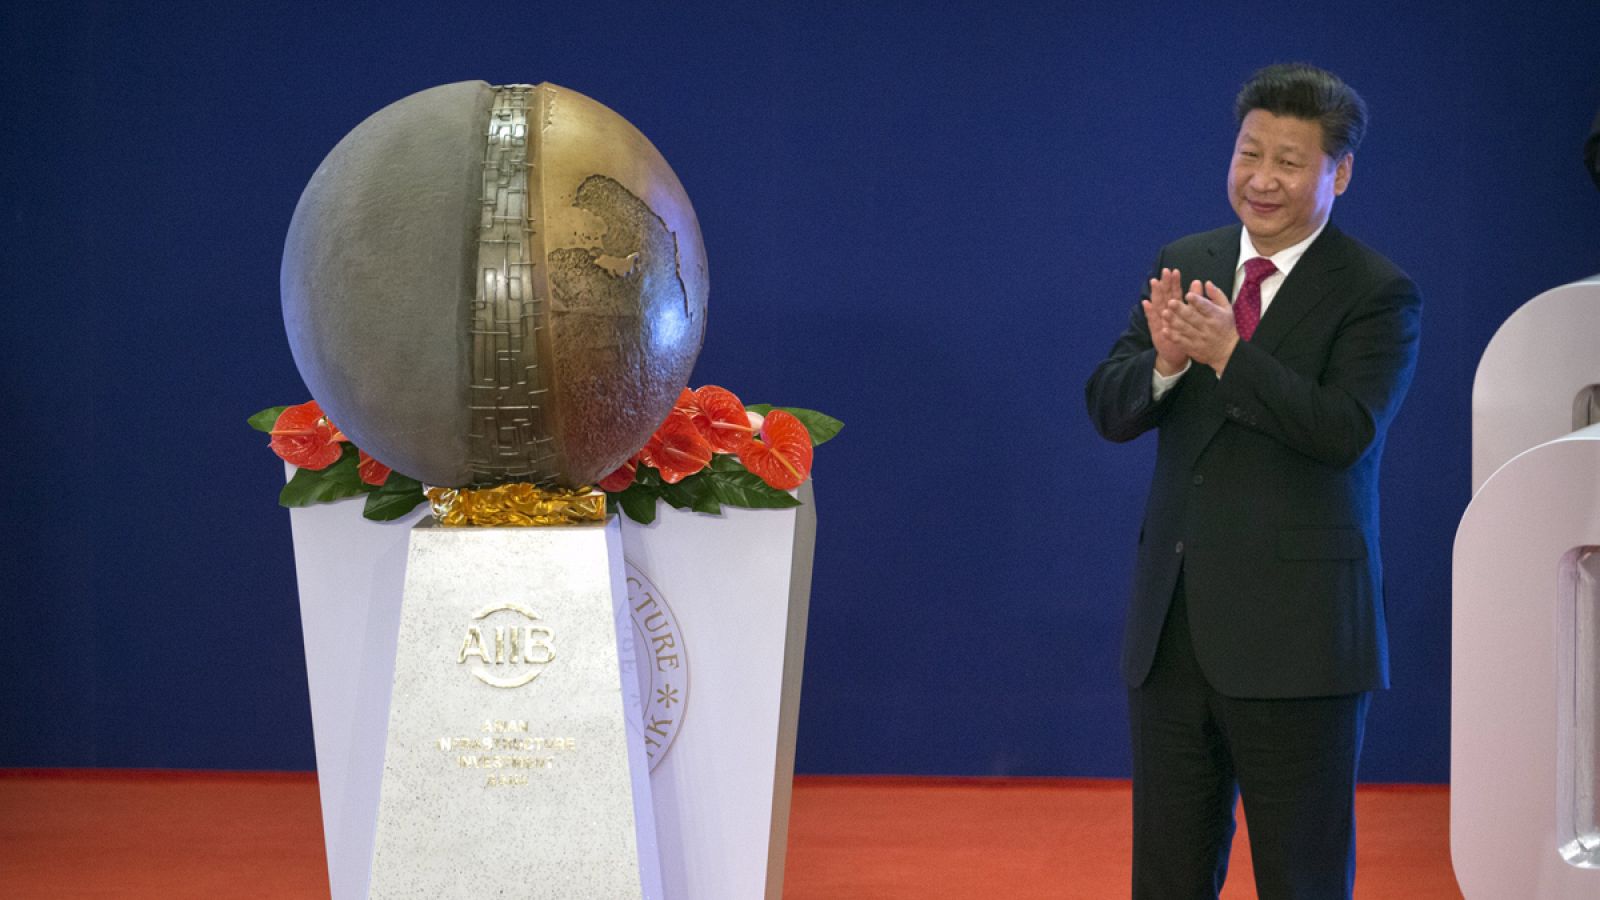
top-left (469, 85), bottom-right (564, 485)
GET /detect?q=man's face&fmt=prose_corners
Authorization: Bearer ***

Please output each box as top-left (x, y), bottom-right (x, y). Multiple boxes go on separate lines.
top-left (1228, 109), bottom-right (1352, 256)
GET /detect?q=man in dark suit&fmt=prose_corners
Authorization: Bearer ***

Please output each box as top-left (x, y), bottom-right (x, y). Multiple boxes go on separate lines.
top-left (1084, 64), bottom-right (1421, 899)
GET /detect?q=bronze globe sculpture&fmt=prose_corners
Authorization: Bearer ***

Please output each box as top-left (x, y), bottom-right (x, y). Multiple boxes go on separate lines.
top-left (282, 81), bottom-right (708, 489)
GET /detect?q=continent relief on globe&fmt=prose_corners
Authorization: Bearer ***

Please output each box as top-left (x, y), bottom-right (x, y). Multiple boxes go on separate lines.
top-left (550, 175), bottom-right (695, 482)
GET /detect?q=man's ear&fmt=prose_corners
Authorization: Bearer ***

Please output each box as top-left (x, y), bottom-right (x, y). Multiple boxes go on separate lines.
top-left (1334, 153), bottom-right (1354, 196)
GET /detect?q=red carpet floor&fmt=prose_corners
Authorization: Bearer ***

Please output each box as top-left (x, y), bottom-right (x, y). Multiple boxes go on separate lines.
top-left (0, 770), bottom-right (1460, 898)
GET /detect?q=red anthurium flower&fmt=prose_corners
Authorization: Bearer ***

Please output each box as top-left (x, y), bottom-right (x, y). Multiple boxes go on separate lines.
top-left (357, 450), bottom-right (392, 487)
top-left (637, 423), bottom-right (681, 473)
top-left (635, 440), bottom-right (658, 470)
top-left (598, 457), bottom-right (637, 492)
top-left (648, 414), bottom-right (713, 484)
top-left (738, 409), bottom-right (813, 490)
top-left (673, 387), bottom-right (699, 415)
top-left (691, 385), bottom-right (754, 453)
top-left (269, 401), bottom-right (345, 470)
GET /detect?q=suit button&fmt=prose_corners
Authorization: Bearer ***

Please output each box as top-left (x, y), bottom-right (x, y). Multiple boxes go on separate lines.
top-left (1192, 474), bottom-right (1204, 486)
top-left (1174, 541), bottom-right (1184, 554)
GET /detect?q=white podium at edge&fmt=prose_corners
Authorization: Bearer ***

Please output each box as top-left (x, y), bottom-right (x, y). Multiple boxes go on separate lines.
top-left (288, 480), bottom-right (816, 900)
top-left (1453, 277), bottom-right (1600, 897)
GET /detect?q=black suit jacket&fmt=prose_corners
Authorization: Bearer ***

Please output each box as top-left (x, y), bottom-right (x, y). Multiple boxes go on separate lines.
top-left (1085, 223), bottom-right (1421, 698)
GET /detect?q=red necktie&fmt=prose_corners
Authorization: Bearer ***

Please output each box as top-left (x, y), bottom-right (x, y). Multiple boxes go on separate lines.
top-left (1234, 256), bottom-right (1278, 341)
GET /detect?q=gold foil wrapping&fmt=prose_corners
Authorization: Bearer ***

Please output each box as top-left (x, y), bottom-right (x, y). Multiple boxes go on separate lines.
top-left (426, 484), bottom-right (606, 526)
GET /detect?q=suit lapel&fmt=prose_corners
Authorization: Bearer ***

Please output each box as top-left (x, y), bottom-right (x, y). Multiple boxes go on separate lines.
top-left (1198, 226), bottom-right (1240, 299)
top-left (1248, 224), bottom-right (1348, 354)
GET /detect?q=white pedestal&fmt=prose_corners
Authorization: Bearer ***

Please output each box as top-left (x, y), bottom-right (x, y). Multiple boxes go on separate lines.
top-left (621, 481), bottom-right (816, 900)
top-left (1455, 276), bottom-right (1600, 897)
top-left (1470, 276), bottom-right (1600, 493)
top-left (289, 483), bottom-right (815, 900)
top-left (288, 491), bottom-right (423, 900)
top-left (365, 520), bottom-right (660, 898)
top-left (1453, 425), bottom-right (1600, 896)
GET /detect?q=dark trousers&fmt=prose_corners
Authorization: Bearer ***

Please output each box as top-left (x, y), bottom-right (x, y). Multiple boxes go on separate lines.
top-left (1128, 576), bottom-right (1370, 900)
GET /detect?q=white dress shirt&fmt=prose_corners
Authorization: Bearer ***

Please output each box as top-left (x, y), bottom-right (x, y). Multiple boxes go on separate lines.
top-left (1150, 221), bottom-right (1329, 399)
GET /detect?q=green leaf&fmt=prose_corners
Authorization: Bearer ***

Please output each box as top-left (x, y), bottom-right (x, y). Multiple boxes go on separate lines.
top-left (658, 476), bottom-right (713, 512)
top-left (618, 486), bottom-right (658, 524)
top-left (746, 404), bottom-right (843, 446)
top-left (777, 407), bottom-right (843, 446)
top-left (704, 468), bottom-right (803, 509)
top-left (708, 453), bottom-right (746, 473)
top-left (690, 488), bottom-right (722, 515)
top-left (362, 473), bottom-right (426, 521)
top-left (608, 470), bottom-right (664, 524)
top-left (248, 406), bottom-right (289, 433)
top-left (278, 447), bottom-right (367, 507)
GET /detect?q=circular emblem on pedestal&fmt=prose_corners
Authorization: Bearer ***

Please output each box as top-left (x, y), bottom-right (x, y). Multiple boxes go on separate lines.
top-left (456, 602), bottom-right (556, 688)
top-left (624, 560), bottom-right (687, 771)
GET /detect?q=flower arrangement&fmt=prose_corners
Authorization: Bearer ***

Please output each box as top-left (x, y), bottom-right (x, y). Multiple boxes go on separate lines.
top-left (250, 385), bottom-right (840, 524)
top-left (247, 401), bottom-right (427, 521)
top-left (599, 385), bottom-right (840, 523)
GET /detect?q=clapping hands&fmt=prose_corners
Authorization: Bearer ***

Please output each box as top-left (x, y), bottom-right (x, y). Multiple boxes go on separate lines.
top-left (1143, 268), bottom-right (1240, 377)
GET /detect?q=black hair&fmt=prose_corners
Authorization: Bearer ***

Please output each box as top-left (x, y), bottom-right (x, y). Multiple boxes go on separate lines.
top-left (1235, 63), bottom-right (1367, 159)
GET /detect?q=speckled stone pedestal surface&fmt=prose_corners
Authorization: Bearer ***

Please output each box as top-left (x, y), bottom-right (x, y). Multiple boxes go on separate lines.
top-left (365, 518), bottom-right (660, 899)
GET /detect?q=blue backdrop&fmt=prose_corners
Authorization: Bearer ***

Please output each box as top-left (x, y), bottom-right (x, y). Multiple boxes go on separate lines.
top-left (4, 0), bottom-right (1599, 782)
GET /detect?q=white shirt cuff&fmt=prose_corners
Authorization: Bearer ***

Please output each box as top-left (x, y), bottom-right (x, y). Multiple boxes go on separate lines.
top-left (1151, 361), bottom-right (1190, 400)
